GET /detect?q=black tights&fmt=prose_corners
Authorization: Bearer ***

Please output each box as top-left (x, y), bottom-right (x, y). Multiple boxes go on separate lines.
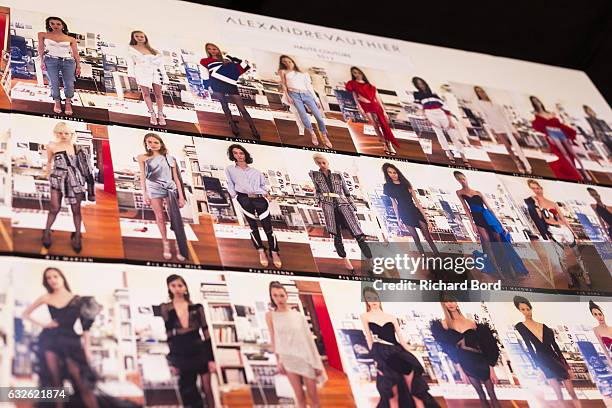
top-left (466, 375), bottom-right (500, 408)
top-left (178, 370), bottom-right (214, 408)
top-left (45, 189), bottom-right (84, 235)
top-left (213, 91), bottom-right (257, 131)
top-left (44, 351), bottom-right (98, 408)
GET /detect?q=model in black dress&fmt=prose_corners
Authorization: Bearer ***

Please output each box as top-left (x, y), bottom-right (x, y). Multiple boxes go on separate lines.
top-left (161, 274), bottom-right (216, 408)
top-left (429, 296), bottom-right (501, 408)
top-left (382, 163), bottom-right (440, 257)
top-left (513, 296), bottom-right (581, 406)
top-left (588, 187), bottom-right (612, 240)
top-left (21, 267), bottom-right (100, 408)
top-left (361, 287), bottom-right (440, 408)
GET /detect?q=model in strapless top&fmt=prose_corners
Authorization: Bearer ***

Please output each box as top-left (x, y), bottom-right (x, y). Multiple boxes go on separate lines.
top-left (369, 321), bottom-right (399, 345)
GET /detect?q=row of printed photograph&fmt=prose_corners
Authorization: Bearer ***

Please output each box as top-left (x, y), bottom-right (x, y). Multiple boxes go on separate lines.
top-left (1, 258), bottom-right (612, 407)
top-left (1, 113), bottom-right (611, 292)
top-left (1, 8), bottom-right (611, 185)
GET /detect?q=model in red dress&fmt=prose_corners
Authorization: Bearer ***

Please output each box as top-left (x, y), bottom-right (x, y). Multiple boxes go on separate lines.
top-left (346, 67), bottom-right (399, 155)
top-left (530, 96), bottom-right (590, 181)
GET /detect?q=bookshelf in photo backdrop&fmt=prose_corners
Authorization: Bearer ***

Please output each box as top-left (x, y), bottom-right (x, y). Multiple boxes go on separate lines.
top-left (199, 280), bottom-right (245, 394)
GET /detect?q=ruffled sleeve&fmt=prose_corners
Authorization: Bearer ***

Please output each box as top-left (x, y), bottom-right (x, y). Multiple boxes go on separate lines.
top-left (429, 319), bottom-right (459, 363)
top-left (476, 322), bottom-right (501, 367)
top-left (78, 296), bottom-right (100, 331)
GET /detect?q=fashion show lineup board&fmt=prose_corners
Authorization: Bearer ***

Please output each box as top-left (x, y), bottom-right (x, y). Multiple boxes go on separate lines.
top-left (0, 1), bottom-right (611, 407)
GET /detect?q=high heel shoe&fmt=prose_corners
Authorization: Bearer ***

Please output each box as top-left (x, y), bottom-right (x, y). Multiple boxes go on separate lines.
top-left (271, 251), bottom-right (282, 269)
top-left (175, 242), bottom-right (186, 262)
top-left (157, 111), bottom-right (167, 126)
top-left (149, 110), bottom-right (158, 126)
top-left (258, 250), bottom-right (269, 268)
top-left (70, 232), bottom-right (82, 254)
top-left (162, 240), bottom-right (172, 260)
top-left (42, 229), bottom-right (52, 249)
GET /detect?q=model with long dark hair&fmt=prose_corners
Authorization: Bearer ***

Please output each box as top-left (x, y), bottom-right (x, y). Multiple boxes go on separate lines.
top-left (278, 55), bottom-right (332, 148)
top-left (454, 171), bottom-right (527, 279)
top-left (137, 133), bottom-right (188, 261)
top-left (309, 153), bottom-right (372, 272)
top-left (473, 86), bottom-right (531, 173)
top-left (42, 121), bottom-right (95, 254)
top-left (346, 67), bottom-right (399, 155)
top-left (430, 294), bottom-right (501, 408)
top-left (513, 296), bottom-right (582, 407)
top-left (200, 43), bottom-right (259, 139)
top-left (128, 31), bottom-right (168, 126)
top-left (381, 162), bottom-right (439, 257)
top-left (412, 77), bottom-right (468, 165)
top-left (225, 144), bottom-right (282, 268)
top-left (265, 281), bottom-right (326, 408)
top-left (21, 267), bottom-right (100, 408)
top-left (589, 300), bottom-right (612, 368)
top-left (530, 96), bottom-right (590, 181)
top-left (160, 274), bottom-right (216, 408)
top-left (361, 287), bottom-right (440, 408)
top-left (38, 16), bottom-right (81, 115)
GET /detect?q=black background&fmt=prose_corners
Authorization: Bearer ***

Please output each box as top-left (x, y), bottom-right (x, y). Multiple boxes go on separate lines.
top-left (187, 0), bottom-right (612, 105)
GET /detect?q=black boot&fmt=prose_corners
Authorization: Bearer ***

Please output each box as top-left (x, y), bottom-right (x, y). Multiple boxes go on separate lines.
top-left (71, 232), bottom-right (82, 254)
top-left (357, 238), bottom-right (372, 259)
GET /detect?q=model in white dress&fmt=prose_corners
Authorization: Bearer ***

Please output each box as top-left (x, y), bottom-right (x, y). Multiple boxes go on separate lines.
top-left (266, 282), bottom-right (326, 408)
top-left (473, 86), bottom-right (532, 173)
top-left (127, 31), bottom-right (168, 126)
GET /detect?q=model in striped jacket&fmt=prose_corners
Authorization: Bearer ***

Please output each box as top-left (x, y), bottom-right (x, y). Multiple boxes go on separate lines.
top-left (200, 43), bottom-right (260, 139)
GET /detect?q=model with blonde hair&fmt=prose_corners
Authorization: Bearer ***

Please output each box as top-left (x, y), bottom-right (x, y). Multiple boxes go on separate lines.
top-left (360, 287), bottom-right (440, 407)
top-left (42, 122), bottom-right (95, 253)
top-left (200, 42), bottom-right (259, 139)
top-left (430, 294), bottom-right (501, 407)
top-left (128, 30), bottom-right (169, 126)
top-left (137, 132), bottom-right (188, 261)
top-left (265, 281), bottom-right (326, 408)
top-left (38, 16), bottom-right (81, 116)
top-left (309, 153), bottom-right (372, 272)
top-left (278, 55), bottom-right (332, 148)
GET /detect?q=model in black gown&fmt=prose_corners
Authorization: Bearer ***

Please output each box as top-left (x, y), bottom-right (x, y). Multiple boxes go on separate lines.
top-left (513, 296), bottom-right (581, 406)
top-left (382, 163), bottom-right (440, 258)
top-left (161, 274), bottom-right (216, 408)
top-left (429, 297), bottom-right (501, 407)
top-left (361, 287), bottom-right (440, 408)
top-left (21, 267), bottom-right (102, 408)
